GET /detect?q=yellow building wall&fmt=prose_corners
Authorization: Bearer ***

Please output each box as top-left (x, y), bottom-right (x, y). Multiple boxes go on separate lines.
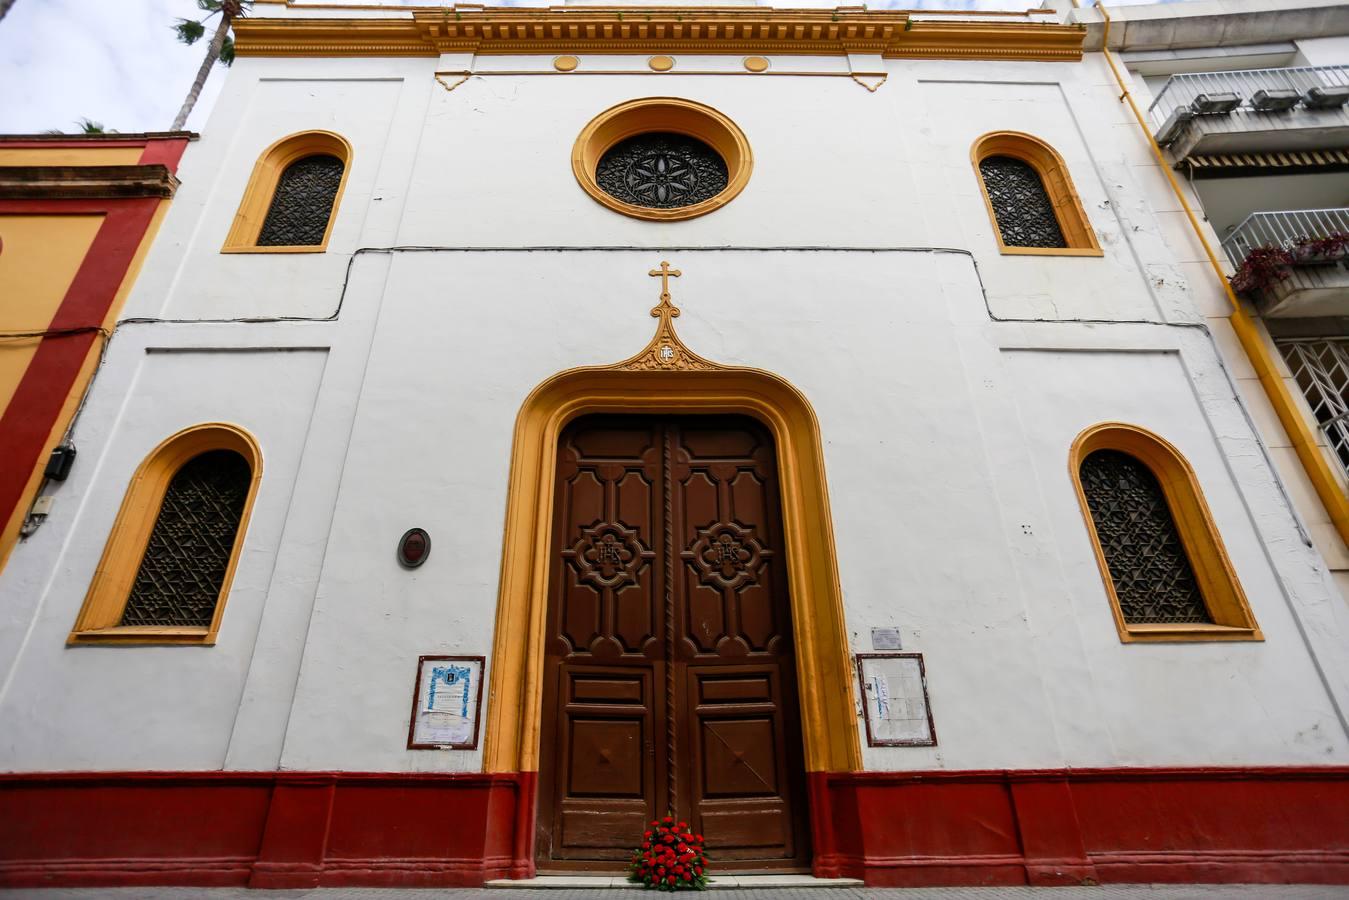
top-left (0, 141), bottom-right (175, 573)
top-left (0, 215), bottom-right (106, 417)
top-left (0, 148), bottom-right (144, 166)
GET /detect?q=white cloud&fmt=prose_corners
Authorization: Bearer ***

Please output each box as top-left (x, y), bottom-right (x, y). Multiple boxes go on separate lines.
top-left (0, 0), bottom-right (228, 134)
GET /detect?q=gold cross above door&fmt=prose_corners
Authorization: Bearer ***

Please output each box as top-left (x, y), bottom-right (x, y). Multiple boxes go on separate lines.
top-left (648, 260), bottom-right (682, 301)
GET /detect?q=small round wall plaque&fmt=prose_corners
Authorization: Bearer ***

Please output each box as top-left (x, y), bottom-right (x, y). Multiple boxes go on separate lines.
top-left (398, 528), bottom-right (431, 568)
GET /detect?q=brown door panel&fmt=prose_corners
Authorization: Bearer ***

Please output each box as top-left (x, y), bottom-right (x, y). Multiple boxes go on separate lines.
top-left (539, 416), bottom-right (809, 871)
top-left (682, 664), bottom-right (804, 864)
top-left (560, 803), bottom-right (656, 855)
top-left (700, 802), bottom-right (798, 859)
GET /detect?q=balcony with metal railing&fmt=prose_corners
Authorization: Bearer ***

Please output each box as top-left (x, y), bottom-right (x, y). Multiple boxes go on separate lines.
top-left (1221, 208), bottom-right (1349, 317)
top-left (1149, 65), bottom-right (1349, 161)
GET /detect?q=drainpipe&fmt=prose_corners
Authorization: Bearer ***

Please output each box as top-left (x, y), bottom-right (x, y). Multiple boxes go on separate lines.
top-left (1092, 0), bottom-right (1349, 548)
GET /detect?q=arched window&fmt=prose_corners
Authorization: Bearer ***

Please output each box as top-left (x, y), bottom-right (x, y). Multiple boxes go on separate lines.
top-left (223, 130), bottom-right (351, 253)
top-left (256, 154), bottom-right (344, 247)
top-left (70, 424), bottom-right (262, 644)
top-left (1069, 423), bottom-right (1260, 643)
top-left (972, 131), bottom-right (1101, 257)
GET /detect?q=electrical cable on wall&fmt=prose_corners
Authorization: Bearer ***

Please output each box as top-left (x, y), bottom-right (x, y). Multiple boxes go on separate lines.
top-left (24, 245), bottom-right (1308, 565)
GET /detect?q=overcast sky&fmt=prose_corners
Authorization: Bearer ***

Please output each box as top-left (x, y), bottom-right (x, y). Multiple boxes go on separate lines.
top-left (0, 0), bottom-right (1178, 136)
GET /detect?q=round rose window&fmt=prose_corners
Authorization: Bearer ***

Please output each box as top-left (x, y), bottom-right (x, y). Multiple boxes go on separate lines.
top-left (572, 99), bottom-right (753, 222)
top-left (595, 132), bottom-right (730, 210)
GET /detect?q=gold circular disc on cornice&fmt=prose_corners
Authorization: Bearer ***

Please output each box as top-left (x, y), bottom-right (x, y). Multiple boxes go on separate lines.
top-left (648, 55), bottom-right (675, 72)
top-left (572, 98), bottom-right (753, 223)
top-left (553, 55), bottom-right (578, 72)
top-left (743, 56), bottom-right (770, 73)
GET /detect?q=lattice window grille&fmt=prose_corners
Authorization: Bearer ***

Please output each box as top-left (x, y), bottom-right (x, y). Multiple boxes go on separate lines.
top-left (120, 450), bottom-right (252, 628)
top-left (979, 155), bottom-right (1068, 249)
top-left (1080, 450), bottom-right (1212, 625)
top-left (256, 154), bottom-right (344, 247)
top-left (1277, 338), bottom-right (1349, 477)
top-left (595, 132), bottom-right (729, 210)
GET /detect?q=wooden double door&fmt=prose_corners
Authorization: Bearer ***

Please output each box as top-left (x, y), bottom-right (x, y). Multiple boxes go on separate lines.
top-left (537, 414), bottom-right (810, 872)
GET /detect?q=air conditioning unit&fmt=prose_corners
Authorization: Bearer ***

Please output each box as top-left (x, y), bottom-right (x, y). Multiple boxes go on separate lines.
top-left (1304, 85), bottom-right (1349, 109)
top-left (1191, 92), bottom-right (1242, 114)
top-left (1155, 107), bottom-right (1195, 144)
top-left (1251, 88), bottom-right (1300, 112)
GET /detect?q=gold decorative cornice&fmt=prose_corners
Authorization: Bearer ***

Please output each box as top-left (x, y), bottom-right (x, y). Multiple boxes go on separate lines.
top-left (234, 8), bottom-right (1083, 62)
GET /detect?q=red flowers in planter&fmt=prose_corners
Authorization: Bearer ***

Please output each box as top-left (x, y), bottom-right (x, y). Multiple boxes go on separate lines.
top-left (1231, 233), bottom-right (1349, 295)
top-left (1230, 245), bottom-right (1294, 294)
top-left (629, 816), bottom-right (710, 891)
top-left (1292, 231), bottom-right (1349, 263)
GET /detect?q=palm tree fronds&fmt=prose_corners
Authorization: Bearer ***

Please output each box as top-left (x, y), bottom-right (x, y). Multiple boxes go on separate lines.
top-left (76, 118), bottom-right (115, 134)
top-left (170, 0), bottom-right (252, 130)
top-left (174, 17), bottom-right (206, 45)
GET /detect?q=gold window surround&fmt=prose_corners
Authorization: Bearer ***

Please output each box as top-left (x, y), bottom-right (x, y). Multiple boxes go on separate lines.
top-left (971, 130), bottom-right (1102, 258)
top-left (233, 8), bottom-right (1084, 63)
top-left (69, 423), bottom-right (263, 646)
top-left (572, 97), bottom-right (752, 222)
top-left (222, 130), bottom-right (352, 254)
top-left (1069, 422), bottom-right (1261, 644)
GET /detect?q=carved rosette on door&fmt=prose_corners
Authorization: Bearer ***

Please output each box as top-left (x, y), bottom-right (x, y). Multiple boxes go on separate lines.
top-left (537, 415), bottom-right (809, 872)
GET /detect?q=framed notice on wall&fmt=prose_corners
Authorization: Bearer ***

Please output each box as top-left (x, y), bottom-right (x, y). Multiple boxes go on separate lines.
top-left (856, 652), bottom-right (937, 747)
top-left (407, 655), bottom-right (485, 750)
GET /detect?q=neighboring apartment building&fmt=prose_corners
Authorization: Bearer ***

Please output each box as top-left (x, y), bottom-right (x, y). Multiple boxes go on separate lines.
top-left (1075, 0), bottom-right (1349, 606)
top-left (2, 0), bottom-right (1349, 890)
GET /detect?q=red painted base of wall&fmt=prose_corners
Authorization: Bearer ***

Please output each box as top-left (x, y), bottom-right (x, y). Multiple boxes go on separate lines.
top-left (812, 768), bottom-right (1349, 887)
top-left (3, 767), bottom-right (1347, 888)
top-left (0, 771), bottom-right (532, 889)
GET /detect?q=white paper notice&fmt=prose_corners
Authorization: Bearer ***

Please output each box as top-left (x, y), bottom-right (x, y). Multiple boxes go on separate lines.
top-left (859, 655), bottom-right (934, 746)
top-left (412, 659), bottom-right (481, 748)
top-left (871, 673), bottom-right (890, 720)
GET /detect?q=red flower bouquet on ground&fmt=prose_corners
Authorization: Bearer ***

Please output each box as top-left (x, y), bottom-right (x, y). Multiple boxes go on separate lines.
top-left (628, 816), bottom-right (710, 891)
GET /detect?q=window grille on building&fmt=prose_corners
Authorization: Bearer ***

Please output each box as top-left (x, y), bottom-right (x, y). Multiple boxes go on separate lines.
top-left (120, 450), bottom-right (252, 628)
top-left (256, 154), bottom-right (344, 246)
top-left (978, 155), bottom-right (1067, 249)
top-left (595, 132), bottom-right (729, 210)
top-left (1079, 449), bottom-right (1212, 624)
top-left (1277, 338), bottom-right (1349, 476)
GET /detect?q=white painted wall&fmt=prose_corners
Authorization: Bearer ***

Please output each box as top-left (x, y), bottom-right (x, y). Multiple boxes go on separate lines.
top-left (4, 21), bottom-right (1349, 775)
top-left (1294, 35), bottom-right (1349, 66)
top-left (0, 337), bottom-right (327, 770)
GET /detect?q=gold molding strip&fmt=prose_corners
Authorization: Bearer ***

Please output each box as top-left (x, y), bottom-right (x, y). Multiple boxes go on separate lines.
top-left (234, 10), bottom-right (1084, 62)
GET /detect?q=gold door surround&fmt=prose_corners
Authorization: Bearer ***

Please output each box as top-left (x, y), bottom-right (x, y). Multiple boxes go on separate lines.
top-left (482, 267), bottom-right (861, 775)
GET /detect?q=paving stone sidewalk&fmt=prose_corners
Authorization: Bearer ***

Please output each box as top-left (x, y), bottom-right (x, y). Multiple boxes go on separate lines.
top-left (7, 886), bottom-right (1349, 899)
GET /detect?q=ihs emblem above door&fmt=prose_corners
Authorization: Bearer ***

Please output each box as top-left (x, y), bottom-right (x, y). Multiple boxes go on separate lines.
top-left (611, 261), bottom-right (724, 373)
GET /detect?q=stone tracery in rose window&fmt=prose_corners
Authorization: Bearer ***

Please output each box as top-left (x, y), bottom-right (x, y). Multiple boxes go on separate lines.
top-left (596, 132), bottom-right (729, 210)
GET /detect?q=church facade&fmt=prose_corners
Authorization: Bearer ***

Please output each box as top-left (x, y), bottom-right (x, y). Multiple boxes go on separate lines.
top-left (3, 0), bottom-right (1349, 889)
